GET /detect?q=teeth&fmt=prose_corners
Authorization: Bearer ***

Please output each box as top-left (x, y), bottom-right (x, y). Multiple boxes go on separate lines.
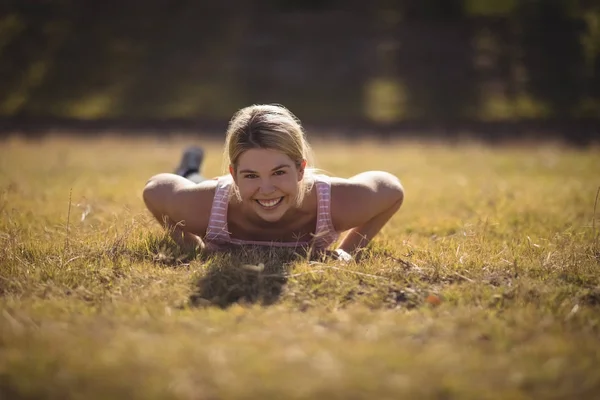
top-left (257, 197), bottom-right (282, 207)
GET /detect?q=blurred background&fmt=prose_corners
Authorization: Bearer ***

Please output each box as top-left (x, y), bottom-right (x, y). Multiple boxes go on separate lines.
top-left (0, 0), bottom-right (599, 144)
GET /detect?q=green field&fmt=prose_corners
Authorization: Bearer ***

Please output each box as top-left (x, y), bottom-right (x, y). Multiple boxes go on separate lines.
top-left (1, 134), bottom-right (599, 399)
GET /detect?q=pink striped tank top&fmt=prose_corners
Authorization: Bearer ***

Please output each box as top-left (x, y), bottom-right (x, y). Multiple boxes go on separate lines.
top-left (204, 174), bottom-right (339, 250)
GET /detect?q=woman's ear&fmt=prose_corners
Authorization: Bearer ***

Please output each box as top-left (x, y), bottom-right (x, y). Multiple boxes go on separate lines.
top-left (229, 164), bottom-right (237, 183)
top-left (298, 159), bottom-right (307, 181)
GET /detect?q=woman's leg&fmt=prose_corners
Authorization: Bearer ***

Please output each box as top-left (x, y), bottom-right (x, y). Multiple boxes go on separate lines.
top-left (175, 146), bottom-right (205, 184)
top-left (184, 171), bottom-right (205, 184)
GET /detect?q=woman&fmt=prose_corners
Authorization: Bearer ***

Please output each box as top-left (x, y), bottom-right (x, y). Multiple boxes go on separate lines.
top-left (143, 104), bottom-right (404, 261)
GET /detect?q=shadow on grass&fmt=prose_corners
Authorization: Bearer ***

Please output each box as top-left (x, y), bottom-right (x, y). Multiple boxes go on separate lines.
top-left (188, 246), bottom-right (303, 309)
top-left (186, 246), bottom-right (429, 311)
top-left (142, 234), bottom-right (431, 310)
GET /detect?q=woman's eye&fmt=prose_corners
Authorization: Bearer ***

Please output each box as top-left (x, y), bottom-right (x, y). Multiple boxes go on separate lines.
top-left (244, 174), bottom-right (258, 179)
top-left (273, 170), bottom-right (285, 176)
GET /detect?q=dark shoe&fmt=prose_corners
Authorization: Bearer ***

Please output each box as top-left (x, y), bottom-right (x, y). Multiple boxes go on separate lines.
top-left (175, 146), bottom-right (205, 178)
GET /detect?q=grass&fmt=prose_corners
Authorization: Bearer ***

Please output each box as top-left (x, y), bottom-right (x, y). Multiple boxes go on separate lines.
top-left (1, 134), bottom-right (599, 399)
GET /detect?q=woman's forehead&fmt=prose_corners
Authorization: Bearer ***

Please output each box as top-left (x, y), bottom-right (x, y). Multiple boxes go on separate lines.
top-left (237, 148), bottom-right (294, 170)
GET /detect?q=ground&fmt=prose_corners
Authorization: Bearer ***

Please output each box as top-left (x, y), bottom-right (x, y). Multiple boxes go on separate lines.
top-left (1, 134), bottom-right (599, 399)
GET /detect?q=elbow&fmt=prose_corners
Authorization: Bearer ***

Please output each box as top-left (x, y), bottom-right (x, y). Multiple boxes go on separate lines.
top-left (390, 181), bottom-right (404, 212)
top-left (393, 177), bottom-right (404, 207)
top-left (142, 174), bottom-right (168, 216)
top-left (379, 171), bottom-right (404, 209)
top-left (142, 177), bottom-right (158, 210)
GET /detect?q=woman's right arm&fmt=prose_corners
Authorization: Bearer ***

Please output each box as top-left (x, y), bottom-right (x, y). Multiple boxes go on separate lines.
top-left (142, 173), bottom-right (218, 252)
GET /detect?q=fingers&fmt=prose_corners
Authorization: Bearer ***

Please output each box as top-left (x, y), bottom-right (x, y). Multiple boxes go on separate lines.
top-left (334, 248), bottom-right (353, 263)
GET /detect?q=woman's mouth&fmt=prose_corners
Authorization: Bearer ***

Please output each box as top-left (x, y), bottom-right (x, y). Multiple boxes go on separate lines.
top-left (255, 197), bottom-right (284, 209)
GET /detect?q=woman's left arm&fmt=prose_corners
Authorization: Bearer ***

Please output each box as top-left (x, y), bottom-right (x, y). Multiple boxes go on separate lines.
top-left (330, 171), bottom-right (404, 256)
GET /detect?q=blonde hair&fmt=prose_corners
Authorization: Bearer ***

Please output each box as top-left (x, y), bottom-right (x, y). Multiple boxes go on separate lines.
top-left (223, 104), bottom-right (316, 206)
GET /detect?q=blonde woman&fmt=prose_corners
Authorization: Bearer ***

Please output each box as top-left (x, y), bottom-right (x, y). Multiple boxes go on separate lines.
top-left (143, 104), bottom-right (404, 261)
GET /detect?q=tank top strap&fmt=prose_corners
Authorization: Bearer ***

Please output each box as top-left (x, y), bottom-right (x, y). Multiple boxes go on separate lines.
top-left (313, 175), bottom-right (338, 243)
top-left (205, 175), bottom-right (233, 243)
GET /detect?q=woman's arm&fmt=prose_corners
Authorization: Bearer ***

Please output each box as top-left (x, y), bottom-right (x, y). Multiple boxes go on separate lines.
top-left (142, 173), bottom-right (217, 252)
top-left (330, 171), bottom-right (404, 255)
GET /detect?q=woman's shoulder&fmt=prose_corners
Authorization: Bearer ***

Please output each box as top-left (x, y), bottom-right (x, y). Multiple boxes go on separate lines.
top-left (175, 175), bottom-right (220, 207)
top-left (311, 175), bottom-right (356, 232)
top-left (188, 175), bottom-right (231, 204)
top-left (305, 170), bottom-right (335, 186)
top-left (326, 171), bottom-right (404, 231)
top-left (306, 172), bottom-right (349, 198)
top-left (143, 173), bottom-right (224, 238)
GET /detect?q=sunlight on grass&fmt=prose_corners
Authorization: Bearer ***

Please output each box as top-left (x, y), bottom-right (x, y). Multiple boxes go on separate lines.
top-left (481, 92), bottom-right (551, 120)
top-left (464, 0), bottom-right (518, 16)
top-left (365, 78), bottom-right (408, 123)
top-left (1, 61), bottom-right (49, 115)
top-left (162, 83), bottom-right (241, 119)
top-left (1, 135), bottom-right (599, 399)
top-left (66, 91), bottom-right (121, 119)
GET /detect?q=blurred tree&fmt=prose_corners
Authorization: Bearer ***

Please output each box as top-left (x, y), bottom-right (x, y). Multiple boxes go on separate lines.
top-left (395, 0), bottom-right (479, 124)
top-left (518, 0), bottom-right (587, 118)
top-left (0, 0), bottom-right (597, 138)
top-left (236, 2), bottom-right (372, 123)
top-left (580, 4), bottom-right (600, 117)
top-left (0, 0), bottom-right (76, 116)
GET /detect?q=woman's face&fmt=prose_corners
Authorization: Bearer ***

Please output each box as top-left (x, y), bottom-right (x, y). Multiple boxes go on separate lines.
top-left (231, 148), bottom-right (305, 223)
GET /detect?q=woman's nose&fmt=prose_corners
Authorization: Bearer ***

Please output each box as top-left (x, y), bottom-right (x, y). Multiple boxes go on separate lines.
top-left (259, 178), bottom-right (275, 193)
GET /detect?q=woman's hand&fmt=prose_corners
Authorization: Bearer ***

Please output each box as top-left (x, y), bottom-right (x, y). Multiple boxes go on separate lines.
top-left (333, 248), bottom-right (353, 262)
top-left (310, 248), bottom-right (353, 263)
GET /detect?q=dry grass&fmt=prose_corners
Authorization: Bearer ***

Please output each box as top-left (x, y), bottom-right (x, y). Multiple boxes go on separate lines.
top-left (1, 134), bottom-right (599, 399)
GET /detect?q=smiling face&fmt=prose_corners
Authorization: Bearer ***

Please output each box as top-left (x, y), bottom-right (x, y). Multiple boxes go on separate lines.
top-left (230, 148), bottom-right (305, 223)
